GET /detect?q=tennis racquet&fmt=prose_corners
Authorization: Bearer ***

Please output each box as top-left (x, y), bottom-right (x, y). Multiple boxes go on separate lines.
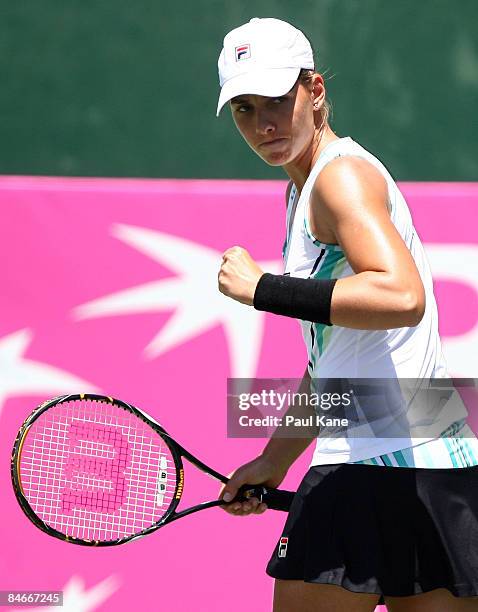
top-left (11, 393), bottom-right (294, 546)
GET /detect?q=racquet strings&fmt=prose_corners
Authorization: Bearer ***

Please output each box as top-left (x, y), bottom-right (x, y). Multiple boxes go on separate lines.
top-left (17, 398), bottom-right (177, 542)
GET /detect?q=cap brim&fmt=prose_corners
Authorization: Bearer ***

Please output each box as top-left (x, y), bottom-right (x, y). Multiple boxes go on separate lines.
top-left (216, 67), bottom-right (301, 116)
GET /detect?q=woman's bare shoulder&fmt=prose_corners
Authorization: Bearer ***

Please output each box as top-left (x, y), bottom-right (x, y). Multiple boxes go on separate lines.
top-left (313, 155), bottom-right (388, 217)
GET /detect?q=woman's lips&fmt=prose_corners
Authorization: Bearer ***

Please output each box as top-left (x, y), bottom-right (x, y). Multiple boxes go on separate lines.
top-left (259, 137), bottom-right (288, 149)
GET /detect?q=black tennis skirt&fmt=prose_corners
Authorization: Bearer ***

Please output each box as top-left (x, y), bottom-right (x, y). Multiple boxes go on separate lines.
top-left (266, 463), bottom-right (478, 604)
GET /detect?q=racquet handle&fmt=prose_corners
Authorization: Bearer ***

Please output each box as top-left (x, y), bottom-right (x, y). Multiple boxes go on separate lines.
top-left (235, 485), bottom-right (295, 512)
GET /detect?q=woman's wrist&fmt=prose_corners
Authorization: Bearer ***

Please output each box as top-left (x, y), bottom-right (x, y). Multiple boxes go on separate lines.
top-left (253, 272), bottom-right (337, 325)
top-left (260, 437), bottom-right (311, 474)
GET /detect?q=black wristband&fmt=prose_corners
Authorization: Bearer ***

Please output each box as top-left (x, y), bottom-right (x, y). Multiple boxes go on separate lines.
top-left (253, 273), bottom-right (337, 325)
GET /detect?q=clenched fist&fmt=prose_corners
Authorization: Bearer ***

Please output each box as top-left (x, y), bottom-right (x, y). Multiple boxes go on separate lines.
top-left (218, 246), bottom-right (264, 306)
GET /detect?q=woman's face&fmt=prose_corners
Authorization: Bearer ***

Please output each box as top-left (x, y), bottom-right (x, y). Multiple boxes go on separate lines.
top-left (229, 79), bottom-right (317, 167)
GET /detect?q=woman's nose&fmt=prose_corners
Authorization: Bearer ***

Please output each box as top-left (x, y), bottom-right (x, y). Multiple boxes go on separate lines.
top-left (255, 112), bottom-right (276, 136)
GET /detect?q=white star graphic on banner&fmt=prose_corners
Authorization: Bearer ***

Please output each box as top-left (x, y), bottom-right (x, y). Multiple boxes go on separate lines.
top-left (73, 224), bottom-right (281, 378)
top-left (13, 575), bottom-right (120, 612)
top-left (0, 329), bottom-right (99, 418)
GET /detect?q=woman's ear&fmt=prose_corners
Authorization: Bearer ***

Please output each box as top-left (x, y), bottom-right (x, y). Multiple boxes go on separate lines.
top-left (311, 73), bottom-right (326, 111)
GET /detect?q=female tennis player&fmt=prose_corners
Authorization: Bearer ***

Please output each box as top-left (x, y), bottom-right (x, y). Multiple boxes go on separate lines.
top-left (216, 17), bottom-right (478, 612)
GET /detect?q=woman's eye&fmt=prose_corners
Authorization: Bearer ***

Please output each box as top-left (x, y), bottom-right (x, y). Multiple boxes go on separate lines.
top-left (272, 97), bottom-right (286, 104)
top-left (236, 105), bottom-right (251, 113)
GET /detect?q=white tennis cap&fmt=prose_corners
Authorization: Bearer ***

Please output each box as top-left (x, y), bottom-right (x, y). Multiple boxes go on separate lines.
top-left (216, 17), bottom-right (314, 116)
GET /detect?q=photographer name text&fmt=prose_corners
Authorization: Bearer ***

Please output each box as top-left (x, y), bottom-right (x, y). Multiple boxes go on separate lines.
top-left (238, 415), bottom-right (349, 427)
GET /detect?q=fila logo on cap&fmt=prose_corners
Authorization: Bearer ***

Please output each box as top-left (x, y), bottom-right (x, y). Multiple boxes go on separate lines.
top-left (235, 44), bottom-right (251, 61)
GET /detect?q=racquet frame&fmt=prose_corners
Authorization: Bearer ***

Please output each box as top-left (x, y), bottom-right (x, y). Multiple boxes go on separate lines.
top-left (11, 393), bottom-right (293, 546)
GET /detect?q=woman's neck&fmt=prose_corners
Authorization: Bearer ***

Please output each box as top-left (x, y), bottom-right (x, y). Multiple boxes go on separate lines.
top-left (284, 125), bottom-right (340, 193)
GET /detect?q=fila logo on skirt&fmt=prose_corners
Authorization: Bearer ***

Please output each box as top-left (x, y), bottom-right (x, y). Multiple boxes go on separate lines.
top-left (278, 537), bottom-right (289, 558)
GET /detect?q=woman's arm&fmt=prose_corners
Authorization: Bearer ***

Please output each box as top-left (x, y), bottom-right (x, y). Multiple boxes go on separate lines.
top-left (260, 367), bottom-right (316, 470)
top-left (220, 156), bottom-right (426, 330)
top-left (221, 367), bottom-right (315, 515)
top-left (311, 155), bottom-right (426, 329)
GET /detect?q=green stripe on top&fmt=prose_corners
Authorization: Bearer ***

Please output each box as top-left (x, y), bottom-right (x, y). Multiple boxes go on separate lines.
top-left (310, 252), bottom-right (348, 357)
top-left (443, 434), bottom-right (460, 468)
top-left (312, 248), bottom-right (347, 279)
top-left (452, 437), bottom-right (467, 467)
top-left (352, 419), bottom-right (478, 468)
top-left (458, 434), bottom-right (474, 466)
top-left (461, 437), bottom-right (478, 466)
top-left (381, 454), bottom-right (393, 467)
top-left (392, 449), bottom-right (408, 467)
top-left (283, 185), bottom-right (296, 261)
top-left (303, 217), bottom-right (343, 251)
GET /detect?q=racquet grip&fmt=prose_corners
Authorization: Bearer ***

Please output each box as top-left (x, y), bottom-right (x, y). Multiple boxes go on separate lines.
top-left (235, 485), bottom-right (295, 512)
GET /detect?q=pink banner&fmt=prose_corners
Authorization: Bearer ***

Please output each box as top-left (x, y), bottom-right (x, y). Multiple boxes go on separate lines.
top-left (0, 177), bottom-right (477, 611)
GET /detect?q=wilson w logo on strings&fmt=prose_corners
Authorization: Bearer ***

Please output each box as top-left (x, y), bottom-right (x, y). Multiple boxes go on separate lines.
top-left (61, 422), bottom-right (131, 514)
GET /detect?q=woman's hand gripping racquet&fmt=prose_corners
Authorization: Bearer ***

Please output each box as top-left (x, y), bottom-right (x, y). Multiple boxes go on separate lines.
top-left (11, 393), bottom-right (294, 546)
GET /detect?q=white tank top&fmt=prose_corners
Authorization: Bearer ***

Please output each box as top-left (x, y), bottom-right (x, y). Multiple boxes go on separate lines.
top-left (283, 137), bottom-right (467, 464)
